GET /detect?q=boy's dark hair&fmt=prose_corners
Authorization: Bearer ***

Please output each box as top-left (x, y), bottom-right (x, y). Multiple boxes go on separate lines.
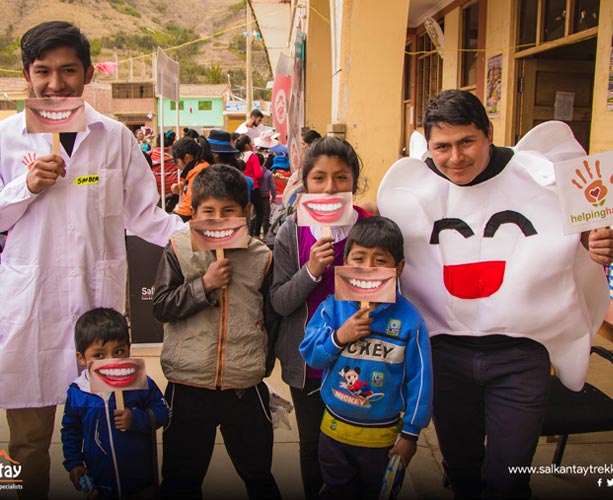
top-left (21, 21), bottom-right (92, 72)
top-left (75, 308), bottom-right (130, 355)
top-left (423, 90), bottom-right (490, 141)
top-left (250, 109), bottom-right (264, 119)
top-left (191, 164), bottom-right (249, 212)
top-left (344, 216), bottom-right (404, 265)
top-left (302, 136), bottom-right (362, 194)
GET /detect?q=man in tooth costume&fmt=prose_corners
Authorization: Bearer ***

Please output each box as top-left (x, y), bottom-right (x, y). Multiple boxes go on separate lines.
top-left (0, 21), bottom-right (185, 499)
top-left (378, 90), bottom-right (612, 498)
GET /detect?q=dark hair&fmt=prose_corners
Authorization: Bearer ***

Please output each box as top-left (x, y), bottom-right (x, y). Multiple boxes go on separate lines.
top-left (213, 151), bottom-right (240, 169)
top-left (172, 136), bottom-right (214, 164)
top-left (423, 90), bottom-right (490, 140)
top-left (21, 21), bottom-right (92, 72)
top-left (302, 129), bottom-right (322, 145)
top-left (235, 134), bottom-right (252, 152)
top-left (250, 109), bottom-right (264, 119)
top-left (302, 136), bottom-right (361, 193)
top-left (344, 216), bottom-right (404, 265)
top-left (183, 128), bottom-right (199, 139)
top-left (74, 308), bottom-right (130, 355)
top-left (163, 130), bottom-right (176, 148)
top-left (191, 164), bottom-right (249, 212)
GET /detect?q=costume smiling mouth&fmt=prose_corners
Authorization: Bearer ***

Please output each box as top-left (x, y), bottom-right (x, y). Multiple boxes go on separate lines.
top-left (94, 362), bottom-right (140, 388)
top-left (303, 197), bottom-right (347, 223)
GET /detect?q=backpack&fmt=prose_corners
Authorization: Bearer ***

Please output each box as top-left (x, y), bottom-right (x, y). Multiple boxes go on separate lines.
top-left (263, 203), bottom-right (296, 250)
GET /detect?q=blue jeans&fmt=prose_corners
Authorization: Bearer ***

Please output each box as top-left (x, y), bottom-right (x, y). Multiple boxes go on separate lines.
top-left (431, 335), bottom-right (552, 499)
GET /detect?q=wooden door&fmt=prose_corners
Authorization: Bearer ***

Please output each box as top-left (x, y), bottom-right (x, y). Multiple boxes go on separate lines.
top-left (515, 58), bottom-right (594, 151)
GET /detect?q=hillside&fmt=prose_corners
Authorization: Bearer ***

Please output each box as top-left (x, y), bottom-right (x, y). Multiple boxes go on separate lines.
top-left (0, 0), bottom-right (272, 97)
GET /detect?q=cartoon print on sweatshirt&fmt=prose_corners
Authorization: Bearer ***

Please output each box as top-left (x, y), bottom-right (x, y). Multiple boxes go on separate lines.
top-left (334, 365), bottom-right (384, 407)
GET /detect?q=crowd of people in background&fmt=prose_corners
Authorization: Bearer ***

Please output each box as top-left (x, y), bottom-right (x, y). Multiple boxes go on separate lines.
top-left (135, 119), bottom-right (300, 242)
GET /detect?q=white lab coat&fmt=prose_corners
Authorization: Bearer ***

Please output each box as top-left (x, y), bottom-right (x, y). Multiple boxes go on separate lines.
top-left (0, 103), bottom-right (186, 408)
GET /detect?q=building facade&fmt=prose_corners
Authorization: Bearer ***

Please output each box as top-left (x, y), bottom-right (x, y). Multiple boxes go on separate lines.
top-left (272, 0), bottom-right (612, 201)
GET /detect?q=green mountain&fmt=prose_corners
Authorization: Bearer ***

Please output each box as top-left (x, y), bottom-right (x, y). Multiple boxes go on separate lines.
top-left (0, 0), bottom-right (271, 97)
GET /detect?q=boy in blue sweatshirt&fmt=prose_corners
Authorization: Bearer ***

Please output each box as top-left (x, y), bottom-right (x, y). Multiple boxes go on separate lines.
top-left (299, 216), bottom-right (433, 499)
top-left (61, 308), bottom-right (169, 498)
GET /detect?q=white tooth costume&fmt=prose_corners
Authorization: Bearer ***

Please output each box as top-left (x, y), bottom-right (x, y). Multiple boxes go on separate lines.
top-left (378, 121), bottom-right (609, 391)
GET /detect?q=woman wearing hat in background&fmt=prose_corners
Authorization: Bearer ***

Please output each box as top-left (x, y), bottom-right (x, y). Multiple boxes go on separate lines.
top-left (150, 129), bottom-right (179, 212)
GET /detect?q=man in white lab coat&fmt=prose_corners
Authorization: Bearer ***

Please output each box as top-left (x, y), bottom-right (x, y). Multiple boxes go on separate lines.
top-left (0, 21), bottom-right (185, 499)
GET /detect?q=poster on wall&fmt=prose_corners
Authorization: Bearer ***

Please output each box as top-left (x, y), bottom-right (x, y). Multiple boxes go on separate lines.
top-left (271, 54), bottom-right (293, 145)
top-left (287, 29), bottom-right (305, 172)
top-left (608, 34), bottom-right (613, 111)
top-left (486, 54), bottom-right (502, 118)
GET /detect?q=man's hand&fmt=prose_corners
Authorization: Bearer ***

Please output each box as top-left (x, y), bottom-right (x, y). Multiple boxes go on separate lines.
top-left (114, 408), bottom-right (132, 431)
top-left (202, 258), bottom-right (232, 292)
top-left (582, 227), bottom-right (613, 265)
top-left (389, 437), bottom-right (417, 468)
top-left (69, 465), bottom-right (86, 491)
top-left (336, 307), bottom-right (374, 345)
top-left (307, 236), bottom-right (335, 278)
top-left (26, 154), bottom-right (66, 194)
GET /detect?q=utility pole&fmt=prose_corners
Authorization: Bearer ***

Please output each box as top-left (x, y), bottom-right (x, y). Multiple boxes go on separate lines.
top-left (246, 1), bottom-right (253, 115)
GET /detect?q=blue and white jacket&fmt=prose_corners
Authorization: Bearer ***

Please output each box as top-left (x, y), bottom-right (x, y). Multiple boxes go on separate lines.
top-left (300, 293), bottom-right (432, 439)
top-left (61, 371), bottom-right (169, 498)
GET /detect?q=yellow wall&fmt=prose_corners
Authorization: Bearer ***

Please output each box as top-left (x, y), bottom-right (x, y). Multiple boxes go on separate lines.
top-left (484, 0), bottom-right (515, 146)
top-left (304, 0), bottom-right (332, 133)
top-left (590, 0), bottom-right (613, 153)
top-left (334, 0), bottom-right (411, 202)
top-left (442, 8), bottom-right (461, 91)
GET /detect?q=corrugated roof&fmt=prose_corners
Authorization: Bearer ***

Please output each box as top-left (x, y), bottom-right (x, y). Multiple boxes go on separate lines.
top-left (0, 77), bottom-right (28, 93)
top-left (180, 84), bottom-right (230, 98)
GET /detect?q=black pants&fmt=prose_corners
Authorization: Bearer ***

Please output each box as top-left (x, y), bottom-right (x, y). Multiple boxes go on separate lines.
top-left (290, 378), bottom-right (325, 500)
top-left (431, 336), bottom-right (552, 499)
top-left (160, 382), bottom-right (281, 500)
top-left (318, 433), bottom-right (391, 500)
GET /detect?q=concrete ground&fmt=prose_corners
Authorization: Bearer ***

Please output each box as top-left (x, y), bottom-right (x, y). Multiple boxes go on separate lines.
top-left (0, 335), bottom-right (611, 500)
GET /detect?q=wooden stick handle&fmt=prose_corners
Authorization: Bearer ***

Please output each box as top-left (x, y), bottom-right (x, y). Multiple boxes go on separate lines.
top-left (115, 390), bottom-right (124, 411)
top-left (215, 248), bottom-right (224, 260)
top-left (52, 133), bottom-right (61, 156)
top-left (322, 226), bottom-right (331, 237)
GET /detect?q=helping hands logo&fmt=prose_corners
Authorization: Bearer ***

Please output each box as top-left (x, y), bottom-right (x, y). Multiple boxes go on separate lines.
top-left (572, 160), bottom-right (610, 207)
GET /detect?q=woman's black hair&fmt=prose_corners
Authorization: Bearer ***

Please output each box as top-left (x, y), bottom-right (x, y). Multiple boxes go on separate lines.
top-left (301, 136), bottom-right (362, 193)
top-left (302, 129), bottom-right (322, 145)
top-left (235, 134), bottom-right (252, 153)
top-left (213, 151), bottom-right (241, 169)
top-left (74, 308), bottom-right (130, 355)
top-left (171, 137), bottom-right (214, 165)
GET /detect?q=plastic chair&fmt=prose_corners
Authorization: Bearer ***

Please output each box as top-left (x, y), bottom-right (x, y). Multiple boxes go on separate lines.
top-left (540, 346), bottom-right (613, 466)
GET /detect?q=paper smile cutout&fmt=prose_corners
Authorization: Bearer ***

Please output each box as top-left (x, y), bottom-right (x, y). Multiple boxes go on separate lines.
top-left (25, 97), bottom-right (86, 133)
top-left (430, 210), bottom-right (537, 299)
top-left (335, 266), bottom-right (397, 303)
top-left (88, 358), bottom-right (147, 393)
top-left (189, 217), bottom-right (249, 251)
top-left (297, 192), bottom-right (353, 227)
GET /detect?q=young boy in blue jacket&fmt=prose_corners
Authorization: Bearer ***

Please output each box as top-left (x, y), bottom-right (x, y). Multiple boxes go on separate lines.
top-left (61, 308), bottom-right (169, 498)
top-left (299, 216), bottom-right (433, 499)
